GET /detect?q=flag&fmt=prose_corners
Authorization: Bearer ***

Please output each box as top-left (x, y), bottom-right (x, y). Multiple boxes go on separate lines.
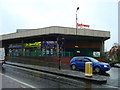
top-left (77, 23), bottom-right (90, 28)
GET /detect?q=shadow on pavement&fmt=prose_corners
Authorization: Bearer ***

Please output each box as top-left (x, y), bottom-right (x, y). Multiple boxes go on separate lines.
top-left (74, 69), bottom-right (110, 77)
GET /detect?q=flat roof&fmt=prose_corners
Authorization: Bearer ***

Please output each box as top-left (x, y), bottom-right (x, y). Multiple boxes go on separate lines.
top-left (1, 26), bottom-right (110, 40)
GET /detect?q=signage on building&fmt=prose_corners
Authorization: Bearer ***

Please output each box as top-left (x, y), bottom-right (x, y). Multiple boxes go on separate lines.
top-left (42, 41), bottom-right (57, 47)
top-left (76, 51), bottom-right (80, 53)
top-left (8, 44), bottom-right (23, 49)
top-left (25, 42), bottom-right (41, 47)
top-left (77, 23), bottom-right (90, 28)
top-left (93, 52), bottom-right (100, 57)
top-left (9, 44), bottom-right (23, 47)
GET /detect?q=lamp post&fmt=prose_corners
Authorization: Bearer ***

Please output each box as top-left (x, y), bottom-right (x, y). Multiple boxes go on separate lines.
top-left (75, 7), bottom-right (79, 48)
top-left (57, 35), bottom-right (64, 70)
top-left (76, 7), bottom-right (79, 35)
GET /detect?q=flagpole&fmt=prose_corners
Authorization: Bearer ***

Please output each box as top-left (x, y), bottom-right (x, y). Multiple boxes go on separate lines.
top-left (75, 7), bottom-right (79, 48)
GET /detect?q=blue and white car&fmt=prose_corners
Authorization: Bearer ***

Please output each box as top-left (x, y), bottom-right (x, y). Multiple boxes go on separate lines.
top-left (69, 56), bottom-right (111, 73)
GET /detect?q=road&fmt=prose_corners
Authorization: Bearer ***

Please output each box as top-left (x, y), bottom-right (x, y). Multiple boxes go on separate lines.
top-left (1, 64), bottom-right (83, 89)
top-left (106, 67), bottom-right (120, 88)
top-left (0, 64), bottom-right (120, 89)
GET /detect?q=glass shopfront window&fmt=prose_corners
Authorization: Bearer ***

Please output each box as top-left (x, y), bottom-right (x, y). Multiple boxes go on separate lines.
top-left (8, 44), bottom-right (23, 56)
top-left (8, 41), bottom-right (71, 57)
top-left (42, 41), bottom-right (57, 56)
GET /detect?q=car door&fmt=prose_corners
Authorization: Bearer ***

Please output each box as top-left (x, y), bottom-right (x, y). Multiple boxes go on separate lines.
top-left (74, 58), bottom-right (84, 69)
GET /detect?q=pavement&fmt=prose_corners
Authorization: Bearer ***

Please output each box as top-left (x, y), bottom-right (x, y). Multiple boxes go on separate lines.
top-left (5, 61), bottom-right (109, 84)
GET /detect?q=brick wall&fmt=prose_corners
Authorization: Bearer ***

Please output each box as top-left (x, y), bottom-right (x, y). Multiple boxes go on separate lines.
top-left (6, 56), bottom-right (72, 69)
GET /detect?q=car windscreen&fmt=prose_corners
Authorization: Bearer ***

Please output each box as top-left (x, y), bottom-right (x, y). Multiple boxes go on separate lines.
top-left (88, 57), bottom-right (99, 63)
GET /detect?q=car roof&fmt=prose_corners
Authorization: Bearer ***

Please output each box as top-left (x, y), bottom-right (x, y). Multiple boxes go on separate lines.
top-left (73, 56), bottom-right (89, 58)
top-left (72, 56), bottom-right (91, 59)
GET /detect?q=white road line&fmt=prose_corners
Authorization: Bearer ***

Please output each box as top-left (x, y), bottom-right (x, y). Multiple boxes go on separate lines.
top-left (0, 73), bottom-right (36, 88)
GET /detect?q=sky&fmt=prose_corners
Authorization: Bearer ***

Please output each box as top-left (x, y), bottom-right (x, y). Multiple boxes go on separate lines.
top-left (0, 0), bottom-right (118, 51)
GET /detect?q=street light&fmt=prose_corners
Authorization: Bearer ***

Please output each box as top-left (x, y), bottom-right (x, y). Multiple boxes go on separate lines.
top-left (76, 7), bottom-right (79, 35)
top-left (75, 7), bottom-right (79, 48)
top-left (57, 35), bottom-right (64, 70)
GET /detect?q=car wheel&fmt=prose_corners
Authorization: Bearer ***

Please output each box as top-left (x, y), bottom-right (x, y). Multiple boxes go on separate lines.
top-left (94, 67), bottom-right (101, 73)
top-left (71, 65), bottom-right (77, 70)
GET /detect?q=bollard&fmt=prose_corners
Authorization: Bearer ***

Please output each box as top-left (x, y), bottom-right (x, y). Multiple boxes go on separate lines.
top-left (85, 62), bottom-right (93, 77)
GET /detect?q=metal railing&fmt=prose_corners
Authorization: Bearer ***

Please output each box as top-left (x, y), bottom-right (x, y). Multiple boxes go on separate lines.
top-left (8, 51), bottom-right (74, 57)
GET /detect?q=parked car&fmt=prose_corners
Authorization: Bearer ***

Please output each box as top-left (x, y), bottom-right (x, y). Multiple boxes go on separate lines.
top-left (0, 48), bottom-right (5, 65)
top-left (69, 56), bottom-right (111, 73)
top-left (114, 63), bottom-right (120, 68)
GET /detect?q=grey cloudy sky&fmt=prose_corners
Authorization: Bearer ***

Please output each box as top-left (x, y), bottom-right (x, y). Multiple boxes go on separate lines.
top-left (0, 0), bottom-right (118, 51)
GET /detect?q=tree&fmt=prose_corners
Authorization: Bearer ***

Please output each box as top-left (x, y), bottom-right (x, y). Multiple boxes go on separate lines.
top-left (108, 43), bottom-right (120, 62)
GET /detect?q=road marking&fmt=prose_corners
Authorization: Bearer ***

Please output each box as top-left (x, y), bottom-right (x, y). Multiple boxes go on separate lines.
top-left (0, 73), bottom-right (36, 88)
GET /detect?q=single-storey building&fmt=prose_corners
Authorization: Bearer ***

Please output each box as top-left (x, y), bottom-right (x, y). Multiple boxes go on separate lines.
top-left (0, 26), bottom-right (110, 69)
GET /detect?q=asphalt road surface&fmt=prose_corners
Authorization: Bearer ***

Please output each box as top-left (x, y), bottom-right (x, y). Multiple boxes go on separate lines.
top-left (0, 64), bottom-right (120, 89)
top-left (106, 67), bottom-right (120, 88)
top-left (1, 64), bottom-right (83, 89)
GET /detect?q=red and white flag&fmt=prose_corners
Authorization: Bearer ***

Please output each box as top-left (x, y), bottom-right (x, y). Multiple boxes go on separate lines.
top-left (77, 23), bottom-right (90, 28)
